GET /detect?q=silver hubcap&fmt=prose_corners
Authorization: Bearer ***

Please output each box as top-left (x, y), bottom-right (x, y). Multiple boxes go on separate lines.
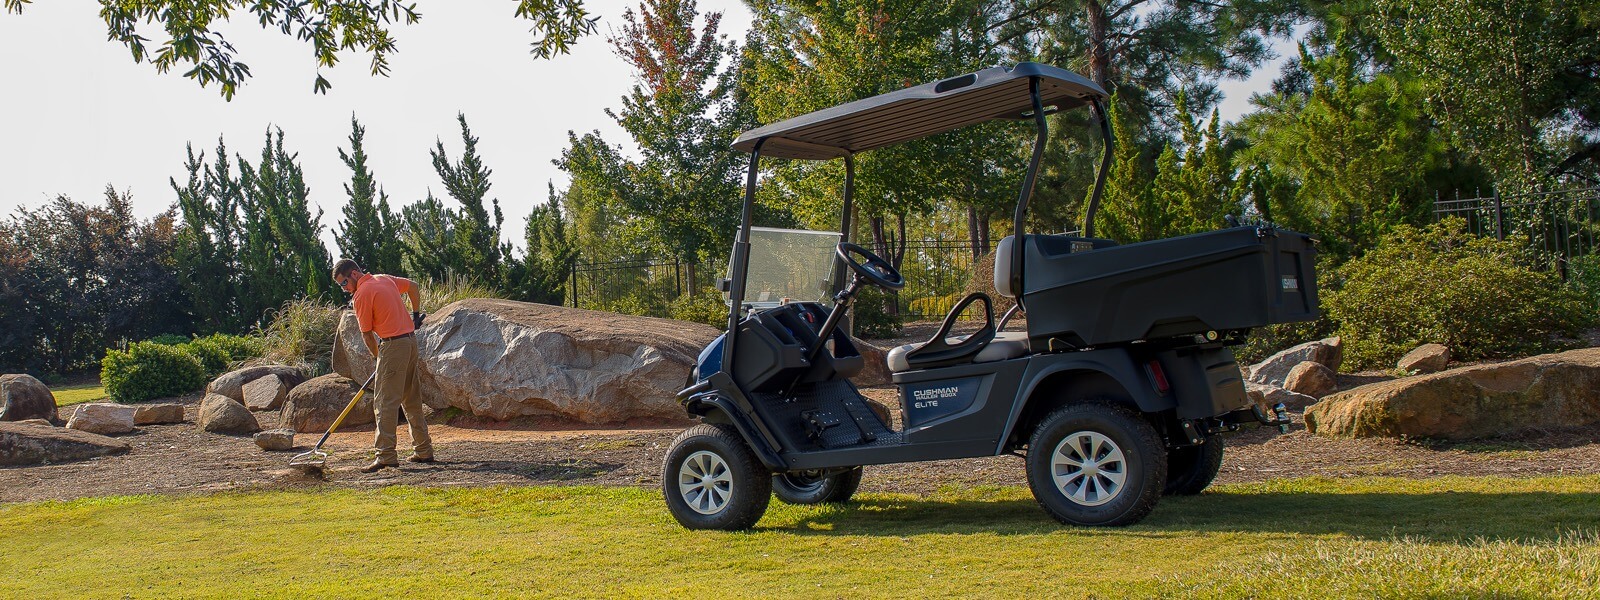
top-left (1051, 431), bottom-right (1127, 507)
top-left (678, 450), bottom-right (733, 515)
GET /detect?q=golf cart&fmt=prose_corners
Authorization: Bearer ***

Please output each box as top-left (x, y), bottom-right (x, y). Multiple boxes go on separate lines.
top-left (663, 62), bottom-right (1317, 530)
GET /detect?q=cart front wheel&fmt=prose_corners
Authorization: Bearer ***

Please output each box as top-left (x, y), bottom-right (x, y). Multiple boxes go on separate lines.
top-left (663, 423), bottom-right (771, 530)
top-left (773, 467), bottom-right (864, 504)
top-left (1026, 401), bottom-right (1166, 526)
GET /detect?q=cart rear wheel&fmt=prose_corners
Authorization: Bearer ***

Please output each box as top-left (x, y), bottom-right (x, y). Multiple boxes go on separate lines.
top-left (1164, 434), bottom-right (1224, 496)
top-left (1026, 401), bottom-right (1166, 526)
top-left (773, 467), bottom-right (863, 505)
top-left (662, 424), bottom-right (771, 530)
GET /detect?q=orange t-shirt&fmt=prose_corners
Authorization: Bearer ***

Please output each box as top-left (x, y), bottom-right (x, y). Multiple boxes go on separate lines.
top-left (352, 273), bottom-right (416, 339)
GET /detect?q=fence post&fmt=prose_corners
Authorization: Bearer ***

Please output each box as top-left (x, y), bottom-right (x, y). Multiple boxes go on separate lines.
top-left (1493, 190), bottom-right (1505, 241)
top-left (570, 264), bottom-right (579, 308)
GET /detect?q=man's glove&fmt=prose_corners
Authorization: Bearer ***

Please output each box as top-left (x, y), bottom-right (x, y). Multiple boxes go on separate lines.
top-left (412, 311), bottom-right (426, 329)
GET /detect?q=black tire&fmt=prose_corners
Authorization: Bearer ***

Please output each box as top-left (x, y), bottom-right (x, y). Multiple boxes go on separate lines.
top-left (1164, 434), bottom-right (1225, 496)
top-left (662, 423), bottom-right (772, 530)
top-left (772, 467), bottom-right (864, 505)
top-left (1026, 402), bottom-right (1167, 527)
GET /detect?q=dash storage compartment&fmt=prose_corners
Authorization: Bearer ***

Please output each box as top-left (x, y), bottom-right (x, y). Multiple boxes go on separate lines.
top-left (1021, 225), bottom-right (1318, 347)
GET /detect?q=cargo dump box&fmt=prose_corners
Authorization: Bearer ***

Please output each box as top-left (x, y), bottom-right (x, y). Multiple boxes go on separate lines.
top-left (1022, 225), bottom-right (1318, 348)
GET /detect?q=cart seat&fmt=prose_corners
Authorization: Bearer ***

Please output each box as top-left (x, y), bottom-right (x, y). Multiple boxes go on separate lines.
top-left (887, 331), bottom-right (1028, 373)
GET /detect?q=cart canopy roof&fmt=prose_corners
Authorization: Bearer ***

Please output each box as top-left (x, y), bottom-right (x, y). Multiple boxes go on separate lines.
top-left (731, 62), bottom-right (1106, 160)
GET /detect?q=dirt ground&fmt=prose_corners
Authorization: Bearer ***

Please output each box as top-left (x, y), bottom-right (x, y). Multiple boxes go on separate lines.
top-left (6, 381), bottom-right (1600, 503)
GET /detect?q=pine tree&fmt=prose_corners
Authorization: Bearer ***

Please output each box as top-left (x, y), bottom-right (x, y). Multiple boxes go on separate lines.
top-left (236, 128), bottom-right (332, 324)
top-left (506, 186), bottom-right (577, 305)
top-left (430, 113), bottom-right (504, 284)
top-left (1095, 95), bottom-right (1163, 243)
top-left (399, 192), bottom-right (462, 283)
top-left (336, 115), bottom-right (404, 275)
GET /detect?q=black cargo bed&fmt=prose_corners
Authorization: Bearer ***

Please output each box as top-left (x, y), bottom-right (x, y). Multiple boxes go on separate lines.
top-left (1021, 225), bottom-right (1317, 347)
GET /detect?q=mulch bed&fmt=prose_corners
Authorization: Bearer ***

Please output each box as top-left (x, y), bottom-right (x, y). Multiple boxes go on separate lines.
top-left (6, 385), bottom-right (1599, 503)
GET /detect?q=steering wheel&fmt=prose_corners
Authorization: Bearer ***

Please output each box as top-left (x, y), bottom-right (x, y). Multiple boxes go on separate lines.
top-left (837, 243), bottom-right (906, 291)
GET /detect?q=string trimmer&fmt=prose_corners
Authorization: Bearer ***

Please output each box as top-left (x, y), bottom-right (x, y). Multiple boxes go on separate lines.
top-left (289, 371), bottom-right (377, 475)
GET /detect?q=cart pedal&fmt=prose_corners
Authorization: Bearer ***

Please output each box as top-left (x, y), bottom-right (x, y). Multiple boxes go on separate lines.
top-left (800, 409), bottom-right (843, 439)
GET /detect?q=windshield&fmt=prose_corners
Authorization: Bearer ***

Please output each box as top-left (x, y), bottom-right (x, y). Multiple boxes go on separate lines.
top-left (729, 227), bottom-right (841, 309)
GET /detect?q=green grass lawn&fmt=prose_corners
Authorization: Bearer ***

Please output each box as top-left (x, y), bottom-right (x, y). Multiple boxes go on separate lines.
top-left (49, 383), bottom-right (107, 407)
top-left (2, 476), bottom-right (1596, 599)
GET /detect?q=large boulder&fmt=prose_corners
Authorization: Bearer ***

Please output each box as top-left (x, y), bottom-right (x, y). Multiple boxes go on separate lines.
top-left (1, 374), bottom-right (58, 423)
top-left (1248, 337), bottom-right (1342, 387)
top-left (331, 310), bottom-right (376, 383)
top-left (65, 403), bottom-right (137, 435)
top-left (1305, 347), bottom-right (1600, 439)
top-left (279, 374), bottom-right (374, 433)
top-left (0, 421), bottom-right (130, 466)
top-left (1283, 361), bottom-right (1339, 398)
top-left (207, 365), bottom-right (307, 404)
top-left (134, 403), bottom-right (187, 425)
top-left (410, 299), bottom-right (718, 422)
top-left (242, 374), bottom-right (290, 411)
top-left (1398, 343), bottom-right (1451, 374)
top-left (853, 340), bottom-right (893, 388)
top-left (197, 393), bottom-right (261, 435)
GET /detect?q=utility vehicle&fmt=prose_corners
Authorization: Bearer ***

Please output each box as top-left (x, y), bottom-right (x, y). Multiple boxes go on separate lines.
top-left (663, 63), bottom-right (1316, 530)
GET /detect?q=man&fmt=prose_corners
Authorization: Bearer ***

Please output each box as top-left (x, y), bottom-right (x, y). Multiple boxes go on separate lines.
top-left (332, 258), bottom-right (434, 472)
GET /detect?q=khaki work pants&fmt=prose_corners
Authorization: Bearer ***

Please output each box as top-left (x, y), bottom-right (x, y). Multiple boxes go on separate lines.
top-left (373, 334), bottom-right (432, 463)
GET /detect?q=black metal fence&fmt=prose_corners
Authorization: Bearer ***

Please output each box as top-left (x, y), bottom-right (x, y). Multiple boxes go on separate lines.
top-left (1433, 187), bottom-right (1600, 276)
top-left (567, 240), bottom-right (997, 321)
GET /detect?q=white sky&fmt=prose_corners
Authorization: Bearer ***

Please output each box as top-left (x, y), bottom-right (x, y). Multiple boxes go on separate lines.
top-left (0, 2), bottom-right (1290, 251)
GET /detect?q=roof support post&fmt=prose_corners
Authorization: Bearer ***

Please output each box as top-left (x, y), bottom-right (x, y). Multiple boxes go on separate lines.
top-left (832, 153), bottom-right (855, 296)
top-left (1010, 76), bottom-right (1048, 304)
top-left (723, 139), bottom-right (766, 374)
top-left (1084, 99), bottom-right (1112, 238)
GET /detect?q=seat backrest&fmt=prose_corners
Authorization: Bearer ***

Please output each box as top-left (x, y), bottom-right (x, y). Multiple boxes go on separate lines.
top-left (993, 235), bottom-right (1016, 298)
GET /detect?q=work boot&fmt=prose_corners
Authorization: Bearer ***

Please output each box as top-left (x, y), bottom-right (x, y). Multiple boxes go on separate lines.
top-left (360, 459), bottom-right (398, 473)
top-left (406, 453), bottom-right (435, 464)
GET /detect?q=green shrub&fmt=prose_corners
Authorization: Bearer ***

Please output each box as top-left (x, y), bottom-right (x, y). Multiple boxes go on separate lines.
top-left (1567, 254), bottom-right (1600, 308)
top-left (851, 287), bottom-right (902, 339)
top-left (1326, 219), bottom-right (1596, 370)
top-left (668, 289), bottom-right (731, 330)
top-left (147, 334), bottom-right (189, 346)
top-left (101, 341), bottom-right (206, 403)
top-left (197, 333), bottom-right (263, 364)
top-left (180, 339), bottom-right (231, 378)
top-left (257, 298), bottom-right (342, 377)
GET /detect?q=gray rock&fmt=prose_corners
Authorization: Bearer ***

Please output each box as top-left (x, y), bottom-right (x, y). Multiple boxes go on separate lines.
top-left (133, 403), bottom-right (187, 425)
top-left (1283, 361), bottom-right (1339, 398)
top-left (331, 310), bottom-right (376, 383)
top-left (16, 418), bottom-right (55, 427)
top-left (1, 373), bottom-right (58, 423)
top-left (0, 421), bottom-right (130, 466)
top-left (1308, 347), bottom-right (1600, 439)
top-left (197, 393), bottom-right (260, 435)
top-left (279, 374), bottom-right (373, 433)
top-left (1248, 337), bottom-right (1343, 387)
top-left (242, 374), bottom-right (289, 411)
top-left (1397, 343), bottom-right (1451, 374)
top-left (1245, 382), bottom-right (1319, 411)
top-left (253, 428), bottom-right (295, 451)
top-left (66, 403), bottom-right (137, 435)
top-left (207, 365), bottom-right (307, 404)
top-left (405, 299), bottom-right (716, 423)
